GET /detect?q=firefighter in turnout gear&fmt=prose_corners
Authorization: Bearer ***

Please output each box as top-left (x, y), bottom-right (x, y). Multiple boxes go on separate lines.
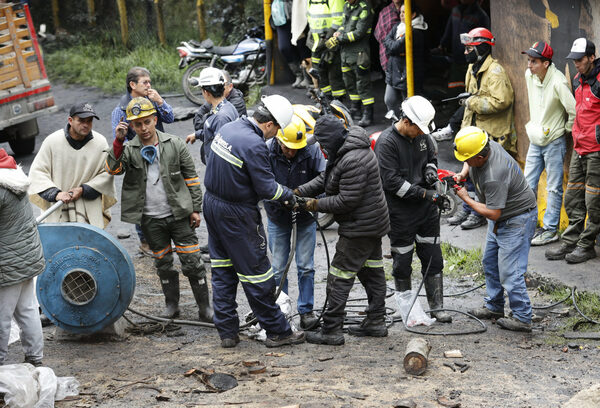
top-left (106, 97), bottom-right (213, 323)
top-left (202, 94), bottom-right (306, 348)
top-left (330, 0), bottom-right (375, 126)
top-left (307, 0), bottom-right (346, 99)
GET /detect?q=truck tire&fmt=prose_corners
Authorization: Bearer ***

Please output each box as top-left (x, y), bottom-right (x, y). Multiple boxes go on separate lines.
top-left (8, 137), bottom-right (35, 156)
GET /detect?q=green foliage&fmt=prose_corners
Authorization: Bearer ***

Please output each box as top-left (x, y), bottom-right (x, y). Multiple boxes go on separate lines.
top-left (440, 243), bottom-right (483, 279)
top-left (45, 43), bottom-right (181, 94)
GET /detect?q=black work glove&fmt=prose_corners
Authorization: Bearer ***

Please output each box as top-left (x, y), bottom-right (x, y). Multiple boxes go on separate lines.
top-left (424, 167), bottom-right (438, 186)
top-left (283, 195), bottom-right (297, 210)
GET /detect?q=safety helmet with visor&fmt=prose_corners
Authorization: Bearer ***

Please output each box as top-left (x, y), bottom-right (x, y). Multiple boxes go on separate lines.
top-left (453, 126), bottom-right (489, 161)
top-left (277, 114), bottom-right (307, 149)
top-left (460, 27), bottom-right (495, 47)
top-left (401, 95), bottom-right (436, 134)
top-left (126, 97), bottom-right (156, 121)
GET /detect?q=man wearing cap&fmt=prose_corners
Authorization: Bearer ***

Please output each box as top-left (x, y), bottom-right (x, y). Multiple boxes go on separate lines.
top-left (453, 126), bottom-right (537, 332)
top-left (28, 103), bottom-right (116, 229)
top-left (375, 95), bottom-right (452, 325)
top-left (264, 114), bottom-right (325, 331)
top-left (106, 97), bottom-right (213, 323)
top-left (546, 38), bottom-right (600, 263)
top-left (521, 41), bottom-right (575, 246)
top-left (203, 94), bottom-right (306, 348)
top-left (185, 67), bottom-right (239, 164)
top-left (295, 114), bottom-right (390, 345)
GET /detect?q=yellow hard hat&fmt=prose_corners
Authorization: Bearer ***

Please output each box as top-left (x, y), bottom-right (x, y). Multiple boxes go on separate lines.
top-left (453, 126), bottom-right (489, 161)
top-left (126, 97), bottom-right (156, 121)
top-left (277, 114), bottom-right (307, 149)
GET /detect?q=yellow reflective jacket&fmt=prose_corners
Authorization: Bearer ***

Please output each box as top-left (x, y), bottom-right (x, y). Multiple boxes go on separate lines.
top-left (307, 0), bottom-right (344, 52)
top-left (462, 55), bottom-right (515, 152)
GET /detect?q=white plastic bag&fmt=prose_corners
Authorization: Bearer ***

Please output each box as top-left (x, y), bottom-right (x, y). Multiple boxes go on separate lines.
top-left (242, 290), bottom-right (296, 341)
top-left (395, 290), bottom-right (436, 327)
top-left (0, 364), bottom-right (79, 408)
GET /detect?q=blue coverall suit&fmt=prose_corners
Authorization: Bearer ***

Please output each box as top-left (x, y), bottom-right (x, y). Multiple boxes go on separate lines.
top-left (203, 116), bottom-right (295, 341)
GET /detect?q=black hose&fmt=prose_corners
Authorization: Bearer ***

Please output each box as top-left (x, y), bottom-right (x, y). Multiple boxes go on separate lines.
top-left (571, 286), bottom-right (600, 326)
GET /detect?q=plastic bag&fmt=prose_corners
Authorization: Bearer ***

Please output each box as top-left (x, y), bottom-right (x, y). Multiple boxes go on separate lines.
top-left (271, 0), bottom-right (287, 26)
top-left (0, 364), bottom-right (79, 408)
top-left (395, 290), bottom-right (436, 327)
top-left (242, 291), bottom-right (296, 341)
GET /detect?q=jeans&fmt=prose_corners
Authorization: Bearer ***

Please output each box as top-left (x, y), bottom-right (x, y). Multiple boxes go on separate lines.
top-left (482, 208), bottom-right (537, 323)
top-left (383, 84), bottom-right (405, 117)
top-left (524, 137), bottom-right (566, 232)
top-left (267, 220), bottom-right (316, 315)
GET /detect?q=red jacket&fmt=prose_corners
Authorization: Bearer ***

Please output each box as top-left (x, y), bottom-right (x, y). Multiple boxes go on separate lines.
top-left (572, 60), bottom-right (600, 155)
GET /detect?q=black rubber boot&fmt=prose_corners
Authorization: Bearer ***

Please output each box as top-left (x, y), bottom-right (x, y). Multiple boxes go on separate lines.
top-left (288, 63), bottom-right (304, 89)
top-left (347, 316), bottom-right (388, 337)
top-left (424, 274), bottom-right (452, 323)
top-left (189, 277), bottom-right (214, 322)
top-left (358, 105), bottom-right (374, 127)
top-left (350, 101), bottom-right (362, 121)
top-left (159, 276), bottom-right (180, 319)
top-left (306, 328), bottom-right (345, 345)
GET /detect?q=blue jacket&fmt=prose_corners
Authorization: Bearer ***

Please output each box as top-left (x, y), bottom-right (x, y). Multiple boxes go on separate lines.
top-left (200, 99), bottom-right (239, 164)
top-left (204, 116), bottom-right (293, 207)
top-left (264, 139), bottom-right (325, 227)
top-left (110, 93), bottom-right (174, 141)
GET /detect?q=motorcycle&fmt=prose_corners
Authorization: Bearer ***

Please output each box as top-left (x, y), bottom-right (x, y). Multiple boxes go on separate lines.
top-left (177, 26), bottom-right (267, 105)
top-left (293, 74), bottom-right (354, 229)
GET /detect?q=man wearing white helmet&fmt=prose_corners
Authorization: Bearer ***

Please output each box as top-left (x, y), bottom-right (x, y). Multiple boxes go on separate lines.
top-left (202, 94), bottom-right (306, 348)
top-left (185, 67), bottom-right (239, 164)
top-left (374, 95), bottom-right (452, 324)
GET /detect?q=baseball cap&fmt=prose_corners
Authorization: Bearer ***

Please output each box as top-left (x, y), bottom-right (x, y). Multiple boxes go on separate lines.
top-left (69, 102), bottom-right (99, 120)
top-left (566, 38), bottom-right (596, 59)
top-left (521, 41), bottom-right (553, 60)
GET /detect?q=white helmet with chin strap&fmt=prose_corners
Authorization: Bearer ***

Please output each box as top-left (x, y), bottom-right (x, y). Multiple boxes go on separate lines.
top-left (401, 95), bottom-right (436, 134)
top-left (261, 94), bottom-right (294, 129)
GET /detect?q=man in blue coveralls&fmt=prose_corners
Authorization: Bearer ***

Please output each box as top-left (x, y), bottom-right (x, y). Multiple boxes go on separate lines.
top-left (203, 94), bottom-right (306, 348)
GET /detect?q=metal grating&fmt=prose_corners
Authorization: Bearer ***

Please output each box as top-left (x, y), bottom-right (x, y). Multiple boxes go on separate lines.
top-left (61, 270), bottom-right (97, 305)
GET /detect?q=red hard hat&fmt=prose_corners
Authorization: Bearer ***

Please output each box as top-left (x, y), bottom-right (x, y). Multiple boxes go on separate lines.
top-left (460, 27), bottom-right (495, 46)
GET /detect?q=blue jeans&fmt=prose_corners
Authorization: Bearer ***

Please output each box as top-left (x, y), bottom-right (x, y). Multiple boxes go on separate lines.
top-left (482, 208), bottom-right (537, 323)
top-left (524, 137), bottom-right (566, 232)
top-left (267, 219), bottom-right (316, 315)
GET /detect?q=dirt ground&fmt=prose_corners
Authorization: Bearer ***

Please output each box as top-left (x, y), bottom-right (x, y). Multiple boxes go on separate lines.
top-left (5, 223), bottom-right (597, 408)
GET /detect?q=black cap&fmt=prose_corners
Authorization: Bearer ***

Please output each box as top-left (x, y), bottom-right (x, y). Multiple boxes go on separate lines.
top-left (566, 38), bottom-right (596, 59)
top-left (69, 102), bottom-right (99, 120)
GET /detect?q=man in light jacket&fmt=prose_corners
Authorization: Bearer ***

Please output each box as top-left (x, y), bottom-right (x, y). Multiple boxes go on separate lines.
top-left (521, 41), bottom-right (575, 246)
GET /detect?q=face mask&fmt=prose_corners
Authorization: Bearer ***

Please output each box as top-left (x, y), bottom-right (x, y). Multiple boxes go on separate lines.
top-left (465, 49), bottom-right (478, 64)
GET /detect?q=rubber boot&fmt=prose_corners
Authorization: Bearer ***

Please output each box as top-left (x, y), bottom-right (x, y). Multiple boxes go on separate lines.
top-left (350, 101), bottom-right (361, 121)
top-left (424, 274), bottom-right (452, 323)
top-left (189, 277), bottom-right (214, 322)
top-left (159, 276), bottom-right (180, 319)
top-left (347, 316), bottom-right (388, 337)
top-left (299, 65), bottom-right (312, 89)
top-left (358, 104), bottom-right (374, 127)
top-left (394, 277), bottom-right (411, 292)
top-left (306, 273), bottom-right (348, 345)
top-left (288, 63), bottom-right (304, 89)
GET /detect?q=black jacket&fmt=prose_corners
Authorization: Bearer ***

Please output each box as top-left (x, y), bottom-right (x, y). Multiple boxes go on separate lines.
top-left (297, 126), bottom-right (390, 238)
top-left (374, 123), bottom-right (437, 209)
top-left (384, 19), bottom-right (426, 93)
top-left (192, 87), bottom-right (247, 133)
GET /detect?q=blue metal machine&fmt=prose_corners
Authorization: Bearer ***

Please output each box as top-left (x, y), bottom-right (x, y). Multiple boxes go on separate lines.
top-left (36, 217), bottom-right (135, 334)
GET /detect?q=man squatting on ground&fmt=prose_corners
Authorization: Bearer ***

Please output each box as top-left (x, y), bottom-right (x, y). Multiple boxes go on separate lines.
top-left (265, 114), bottom-right (325, 330)
top-left (106, 97), bottom-right (213, 323)
top-left (375, 96), bottom-right (452, 324)
top-left (295, 114), bottom-right (390, 345)
top-left (202, 94), bottom-right (306, 348)
top-left (453, 126), bottom-right (537, 332)
top-left (0, 149), bottom-right (45, 367)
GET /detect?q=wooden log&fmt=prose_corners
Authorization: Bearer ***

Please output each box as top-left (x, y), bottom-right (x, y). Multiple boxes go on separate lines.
top-left (403, 338), bottom-right (431, 376)
top-left (196, 0), bottom-right (206, 41)
top-left (154, 0), bottom-right (166, 46)
top-left (116, 0), bottom-right (128, 48)
top-left (87, 0), bottom-right (96, 25)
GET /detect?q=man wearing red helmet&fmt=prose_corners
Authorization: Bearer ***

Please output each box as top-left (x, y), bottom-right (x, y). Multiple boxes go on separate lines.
top-left (450, 27), bottom-right (515, 230)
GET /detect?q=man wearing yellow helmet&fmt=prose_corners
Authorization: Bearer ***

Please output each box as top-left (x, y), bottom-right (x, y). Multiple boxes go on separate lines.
top-left (264, 114), bottom-right (326, 330)
top-left (453, 126), bottom-right (537, 333)
top-left (107, 97), bottom-right (213, 324)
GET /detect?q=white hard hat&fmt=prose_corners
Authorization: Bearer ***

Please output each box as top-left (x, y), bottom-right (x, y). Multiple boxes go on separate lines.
top-left (401, 95), bottom-right (436, 134)
top-left (261, 94), bottom-right (294, 129)
top-left (198, 67), bottom-right (225, 87)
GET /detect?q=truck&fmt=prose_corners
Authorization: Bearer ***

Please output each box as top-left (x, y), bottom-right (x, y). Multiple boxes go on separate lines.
top-left (0, 2), bottom-right (57, 155)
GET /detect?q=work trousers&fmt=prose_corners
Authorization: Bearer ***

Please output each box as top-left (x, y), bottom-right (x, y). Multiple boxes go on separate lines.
top-left (0, 279), bottom-right (44, 365)
top-left (562, 151), bottom-right (600, 249)
top-left (322, 235), bottom-right (386, 333)
top-left (141, 215), bottom-right (206, 280)
top-left (311, 50), bottom-right (346, 98)
top-left (203, 193), bottom-right (291, 340)
top-left (389, 202), bottom-right (443, 285)
top-left (341, 49), bottom-right (374, 106)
